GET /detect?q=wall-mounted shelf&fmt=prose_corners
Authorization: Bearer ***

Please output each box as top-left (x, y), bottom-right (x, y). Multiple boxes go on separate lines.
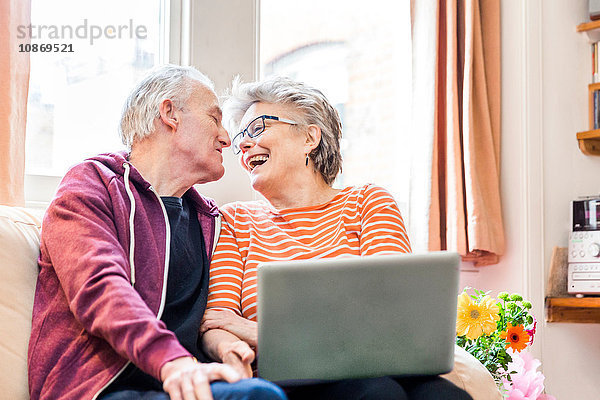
top-left (576, 130), bottom-right (600, 155)
top-left (577, 20), bottom-right (600, 42)
top-left (577, 24), bottom-right (600, 155)
top-left (546, 297), bottom-right (600, 323)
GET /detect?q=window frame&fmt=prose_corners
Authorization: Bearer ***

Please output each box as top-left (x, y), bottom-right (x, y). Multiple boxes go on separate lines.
top-left (24, 0), bottom-right (184, 208)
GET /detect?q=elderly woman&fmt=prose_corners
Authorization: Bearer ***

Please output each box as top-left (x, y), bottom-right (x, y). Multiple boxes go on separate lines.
top-left (200, 77), bottom-right (471, 400)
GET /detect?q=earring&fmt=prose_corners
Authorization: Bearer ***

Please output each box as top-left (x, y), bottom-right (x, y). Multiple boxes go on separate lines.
top-left (305, 154), bottom-right (309, 167)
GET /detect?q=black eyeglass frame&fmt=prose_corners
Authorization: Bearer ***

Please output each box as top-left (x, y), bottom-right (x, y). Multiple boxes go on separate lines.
top-left (232, 114), bottom-right (298, 154)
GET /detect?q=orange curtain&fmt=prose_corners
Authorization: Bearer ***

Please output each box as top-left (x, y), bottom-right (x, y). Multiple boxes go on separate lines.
top-left (0, 0), bottom-right (31, 206)
top-left (411, 0), bottom-right (504, 266)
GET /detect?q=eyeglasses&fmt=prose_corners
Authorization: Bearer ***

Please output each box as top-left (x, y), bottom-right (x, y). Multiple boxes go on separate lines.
top-left (232, 114), bottom-right (298, 154)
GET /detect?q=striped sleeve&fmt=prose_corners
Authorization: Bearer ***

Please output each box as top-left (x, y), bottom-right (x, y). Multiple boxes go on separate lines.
top-left (207, 207), bottom-right (244, 315)
top-left (359, 184), bottom-right (412, 255)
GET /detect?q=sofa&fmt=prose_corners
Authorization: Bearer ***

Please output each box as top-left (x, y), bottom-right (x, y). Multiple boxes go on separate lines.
top-left (0, 204), bottom-right (502, 400)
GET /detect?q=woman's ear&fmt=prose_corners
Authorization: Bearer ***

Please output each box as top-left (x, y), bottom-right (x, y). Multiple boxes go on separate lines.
top-left (158, 99), bottom-right (179, 131)
top-left (305, 125), bottom-right (322, 153)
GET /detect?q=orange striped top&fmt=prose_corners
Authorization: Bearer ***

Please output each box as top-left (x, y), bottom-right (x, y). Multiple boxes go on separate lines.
top-left (207, 184), bottom-right (411, 321)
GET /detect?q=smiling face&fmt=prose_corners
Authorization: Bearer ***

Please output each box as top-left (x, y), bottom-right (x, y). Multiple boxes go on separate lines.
top-left (237, 102), bottom-right (310, 196)
top-left (175, 83), bottom-right (231, 183)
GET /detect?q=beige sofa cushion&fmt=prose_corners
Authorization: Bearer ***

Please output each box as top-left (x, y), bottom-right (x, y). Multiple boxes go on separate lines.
top-left (442, 345), bottom-right (503, 400)
top-left (0, 206), bottom-right (42, 400)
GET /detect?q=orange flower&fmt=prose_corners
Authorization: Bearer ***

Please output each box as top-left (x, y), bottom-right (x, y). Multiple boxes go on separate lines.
top-left (500, 323), bottom-right (530, 352)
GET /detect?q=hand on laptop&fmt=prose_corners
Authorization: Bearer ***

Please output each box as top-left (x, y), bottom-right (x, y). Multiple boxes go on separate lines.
top-left (201, 309), bottom-right (258, 348)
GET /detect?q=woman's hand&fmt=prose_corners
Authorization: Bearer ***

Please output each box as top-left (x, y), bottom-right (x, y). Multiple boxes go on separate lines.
top-left (218, 340), bottom-right (255, 379)
top-left (201, 309), bottom-right (258, 348)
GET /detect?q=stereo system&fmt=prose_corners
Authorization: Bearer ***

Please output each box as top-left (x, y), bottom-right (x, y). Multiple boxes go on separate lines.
top-left (591, 0), bottom-right (600, 21)
top-left (568, 197), bottom-right (600, 294)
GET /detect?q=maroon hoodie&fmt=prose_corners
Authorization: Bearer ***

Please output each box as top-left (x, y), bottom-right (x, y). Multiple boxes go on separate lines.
top-left (28, 151), bottom-right (221, 400)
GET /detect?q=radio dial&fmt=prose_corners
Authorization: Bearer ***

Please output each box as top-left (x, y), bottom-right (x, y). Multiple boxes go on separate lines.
top-left (590, 243), bottom-right (600, 258)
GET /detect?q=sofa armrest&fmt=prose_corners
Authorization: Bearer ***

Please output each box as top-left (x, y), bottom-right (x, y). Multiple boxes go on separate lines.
top-left (0, 206), bottom-right (42, 400)
top-left (441, 345), bottom-right (503, 400)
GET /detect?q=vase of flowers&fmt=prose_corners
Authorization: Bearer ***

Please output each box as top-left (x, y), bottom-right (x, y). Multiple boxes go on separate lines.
top-left (455, 288), bottom-right (555, 400)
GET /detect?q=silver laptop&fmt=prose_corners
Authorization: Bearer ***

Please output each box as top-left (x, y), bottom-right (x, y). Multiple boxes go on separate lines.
top-left (256, 251), bottom-right (460, 383)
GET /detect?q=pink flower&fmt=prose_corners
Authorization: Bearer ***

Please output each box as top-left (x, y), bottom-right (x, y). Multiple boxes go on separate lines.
top-left (526, 317), bottom-right (537, 344)
top-left (502, 350), bottom-right (555, 400)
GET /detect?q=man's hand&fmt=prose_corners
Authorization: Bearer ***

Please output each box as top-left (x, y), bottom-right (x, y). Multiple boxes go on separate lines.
top-left (201, 310), bottom-right (258, 348)
top-left (160, 356), bottom-right (241, 400)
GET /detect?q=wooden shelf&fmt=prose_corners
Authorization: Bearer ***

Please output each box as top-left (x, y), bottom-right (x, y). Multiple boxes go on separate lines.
top-left (576, 130), bottom-right (600, 155)
top-left (577, 129), bottom-right (600, 140)
top-left (577, 20), bottom-right (600, 32)
top-left (578, 61), bottom-right (600, 155)
top-left (546, 297), bottom-right (600, 323)
top-left (577, 20), bottom-right (600, 41)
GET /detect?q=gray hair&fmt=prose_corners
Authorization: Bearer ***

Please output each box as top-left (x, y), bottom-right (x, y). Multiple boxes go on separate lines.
top-left (223, 76), bottom-right (343, 185)
top-left (119, 64), bottom-right (214, 148)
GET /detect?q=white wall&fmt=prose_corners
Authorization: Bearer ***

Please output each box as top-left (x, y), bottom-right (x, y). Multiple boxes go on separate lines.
top-left (470, 1), bottom-right (600, 398)
top-left (540, 1), bottom-right (600, 399)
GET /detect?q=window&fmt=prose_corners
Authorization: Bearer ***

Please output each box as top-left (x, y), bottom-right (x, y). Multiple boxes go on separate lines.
top-left (260, 0), bottom-right (412, 216)
top-left (24, 0), bottom-right (168, 205)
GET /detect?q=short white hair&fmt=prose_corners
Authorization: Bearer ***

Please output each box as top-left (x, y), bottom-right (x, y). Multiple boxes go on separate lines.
top-left (119, 64), bottom-right (214, 148)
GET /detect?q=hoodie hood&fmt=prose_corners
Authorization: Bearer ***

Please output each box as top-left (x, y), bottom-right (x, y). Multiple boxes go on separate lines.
top-left (87, 150), bottom-right (219, 217)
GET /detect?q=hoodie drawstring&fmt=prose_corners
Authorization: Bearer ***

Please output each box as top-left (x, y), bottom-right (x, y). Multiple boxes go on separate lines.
top-left (123, 163), bottom-right (136, 286)
top-left (212, 214), bottom-right (221, 255)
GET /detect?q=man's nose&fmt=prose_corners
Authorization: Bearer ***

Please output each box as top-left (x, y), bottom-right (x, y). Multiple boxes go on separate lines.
top-left (219, 125), bottom-right (231, 148)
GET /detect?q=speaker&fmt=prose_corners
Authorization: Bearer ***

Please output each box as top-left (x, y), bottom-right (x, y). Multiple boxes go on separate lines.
top-left (591, 0), bottom-right (600, 21)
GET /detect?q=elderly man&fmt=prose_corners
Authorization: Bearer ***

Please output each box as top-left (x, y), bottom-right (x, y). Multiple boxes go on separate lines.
top-left (27, 65), bottom-right (286, 400)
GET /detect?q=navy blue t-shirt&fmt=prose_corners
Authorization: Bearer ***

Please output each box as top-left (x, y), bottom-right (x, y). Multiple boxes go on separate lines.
top-left (103, 195), bottom-right (208, 393)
